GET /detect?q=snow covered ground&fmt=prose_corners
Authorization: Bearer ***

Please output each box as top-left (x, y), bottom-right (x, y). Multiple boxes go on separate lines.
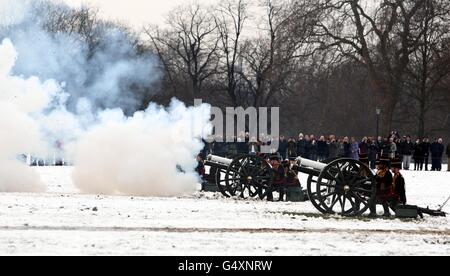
top-left (0, 166), bottom-right (449, 255)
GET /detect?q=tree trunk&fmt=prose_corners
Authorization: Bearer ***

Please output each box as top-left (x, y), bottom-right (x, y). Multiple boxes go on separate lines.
top-left (380, 101), bottom-right (395, 137)
top-left (418, 99), bottom-right (426, 138)
top-left (370, 78), bottom-right (397, 137)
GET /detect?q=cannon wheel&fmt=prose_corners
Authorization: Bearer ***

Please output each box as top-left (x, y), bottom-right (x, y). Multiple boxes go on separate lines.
top-left (306, 158), bottom-right (336, 213)
top-left (307, 175), bottom-right (329, 214)
top-left (225, 154), bottom-right (273, 199)
top-left (314, 158), bottom-right (376, 217)
top-left (214, 167), bottom-right (232, 197)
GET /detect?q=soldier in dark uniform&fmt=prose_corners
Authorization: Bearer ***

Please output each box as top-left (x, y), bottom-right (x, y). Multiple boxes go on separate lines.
top-left (195, 154), bottom-right (206, 178)
top-left (369, 156), bottom-right (393, 218)
top-left (390, 158), bottom-right (407, 207)
top-left (267, 154), bottom-right (285, 202)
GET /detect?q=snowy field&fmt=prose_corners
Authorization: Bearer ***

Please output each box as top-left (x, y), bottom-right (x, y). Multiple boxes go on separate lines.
top-left (0, 166), bottom-right (449, 256)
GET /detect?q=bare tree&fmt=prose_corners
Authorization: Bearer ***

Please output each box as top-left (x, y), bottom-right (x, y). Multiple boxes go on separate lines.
top-left (39, 3), bottom-right (104, 56)
top-left (314, 0), bottom-right (434, 135)
top-left (214, 0), bottom-right (249, 107)
top-left (239, 0), bottom-right (318, 108)
top-left (403, 0), bottom-right (450, 137)
top-left (144, 4), bottom-right (220, 100)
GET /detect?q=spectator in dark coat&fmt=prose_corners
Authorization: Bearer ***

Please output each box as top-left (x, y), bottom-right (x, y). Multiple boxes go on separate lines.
top-left (248, 137), bottom-right (260, 154)
top-left (402, 136), bottom-right (414, 170)
top-left (430, 138), bottom-right (445, 171)
top-left (288, 138), bottom-right (298, 158)
top-left (359, 137), bottom-right (369, 165)
top-left (308, 136), bottom-right (318, 161)
top-left (317, 136), bottom-right (329, 162)
top-left (368, 137), bottom-right (378, 170)
top-left (236, 136), bottom-right (249, 155)
top-left (296, 133), bottom-right (307, 158)
top-left (343, 137), bottom-right (352, 158)
top-left (446, 142), bottom-right (450, 172)
top-left (359, 137), bottom-right (369, 155)
top-left (227, 136), bottom-right (238, 156)
top-left (413, 139), bottom-right (424, 171)
top-left (350, 137), bottom-right (359, 160)
top-left (213, 136), bottom-right (228, 157)
top-left (422, 137), bottom-right (431, 171)
top-left (278, 136), bottom-right (288, 160)
top-left (328, 135), bottom-right (339, 159)
top-left (303, 135), bottom-right (312, 159)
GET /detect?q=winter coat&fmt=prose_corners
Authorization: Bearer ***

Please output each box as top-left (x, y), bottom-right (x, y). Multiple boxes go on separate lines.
top-left (447, 143), bottom-right (450, 158)
top-left (296, 139), bottom-right (307, 157)
top-left (308, 141), bottom-right (318, 156)
top-left (236, 141), bottom-right (249, 154)
top-left (359, 142), bottom-right (369, 155)
top-left (343, 142), bottom-right (351, 158)
top-left (376, 141), bottom-right (383, 155)
top-left (376, 169), bottom-right (393, 197)
top-left (402, 141), bottom-right (414, 156)
top-left (213, 142), bottom-right (228, 157)
top-left (288, 140), bottom-right (297, 157)
top-left (278, 139), bottom-right (288, 154)
top-left (388, 142), bottom-right (397, 158)
top-left (368, 143), bottom-right (378, 160)
top-left (350, 142), bottom-right (359, 160)
top-left (397, 141), bottom-right (405, 156)
top-left (227, 141), bottom-right (237, 155)
top-left (430, 143), bottom-right (444, 159)
top-left (248, 142), bottom-right (260, 154)
top-left (393, 173), bottom-right (407, 205)
top-left (422, 142), bottom-right (431, 157)
top-left (317, 141), bottom-right (329, 157)
top-left (328, 142), bottom-right (339, 158)
top-left (413, 143), bottom-right (424, 160)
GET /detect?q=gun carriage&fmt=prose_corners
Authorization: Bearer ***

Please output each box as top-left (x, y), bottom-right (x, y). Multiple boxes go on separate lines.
top-left (205, 154), bottom-right (376, 217)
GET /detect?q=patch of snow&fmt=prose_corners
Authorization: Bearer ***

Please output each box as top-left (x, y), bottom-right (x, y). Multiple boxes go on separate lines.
top-left (0, 166), bottom-right (448, 255)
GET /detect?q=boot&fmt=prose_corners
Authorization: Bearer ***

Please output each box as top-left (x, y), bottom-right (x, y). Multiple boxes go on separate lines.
top-left (369, 203), bottom-right (378, 218)
top-left (382, 203), bottom-right (392, 218)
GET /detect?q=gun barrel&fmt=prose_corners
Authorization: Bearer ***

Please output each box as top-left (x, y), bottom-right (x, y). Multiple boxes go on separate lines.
top-left (296, 157), bottom-right (327, 171)
top-left (207, 155), bottom-right (233, 166)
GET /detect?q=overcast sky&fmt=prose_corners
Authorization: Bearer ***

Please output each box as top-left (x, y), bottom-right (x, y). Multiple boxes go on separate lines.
top-left (63, 0), bottom-right (217, 28)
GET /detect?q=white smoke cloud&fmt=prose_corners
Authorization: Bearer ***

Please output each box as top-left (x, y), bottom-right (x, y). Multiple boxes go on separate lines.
top-left (72, 100), bottom-right (212, 197)
top-left (0, 1), bottom-right (213, 197)
top-left (0, 38), bottom-right (49, 192)
top-left (0, 0), bottom-right (31, 26)
top-left (5, 7), bottom-right (160, 113)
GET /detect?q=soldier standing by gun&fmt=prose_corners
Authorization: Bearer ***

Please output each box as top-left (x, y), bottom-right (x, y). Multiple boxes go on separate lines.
top-left (267, 155), bottom-right (285, 202)
top-left (389, 158), bottom-right (407, 208)
top-left (369, 156), bottom-right (393, 218)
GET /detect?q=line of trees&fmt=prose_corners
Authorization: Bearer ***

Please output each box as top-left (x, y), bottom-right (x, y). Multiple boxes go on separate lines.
top-left (144, 0), bottom-right (450, 139)
top-left (3, 0), bottom-right (450, 140)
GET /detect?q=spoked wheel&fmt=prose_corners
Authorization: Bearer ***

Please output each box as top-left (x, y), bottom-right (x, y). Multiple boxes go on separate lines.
top-left (225, 155), bottom-right (273, 199)
top-left (307, 175), bottom-right (328, 213)
top-left (214, 167), bottom-right (231, 197)
top-left (314, 159), bottom-right (376, 217)
top-left (306, 159), bottom-right (334, 211)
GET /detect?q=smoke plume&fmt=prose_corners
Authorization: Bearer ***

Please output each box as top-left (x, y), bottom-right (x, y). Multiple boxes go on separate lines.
top-left (0, 38), bottom-right (49, 192)
top-left (72, 100), bottom-right (211, 197)
top-left (0, 0), bottom-right (212, 196)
